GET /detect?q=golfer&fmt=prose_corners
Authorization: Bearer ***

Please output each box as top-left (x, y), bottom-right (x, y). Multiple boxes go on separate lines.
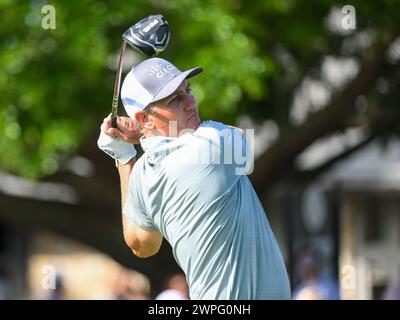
top-left (98, 58), bottom-right (291, 299)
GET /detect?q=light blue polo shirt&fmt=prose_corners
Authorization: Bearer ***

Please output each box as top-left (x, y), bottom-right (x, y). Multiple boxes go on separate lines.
top-left (124, 121), bottom-right (291, 299)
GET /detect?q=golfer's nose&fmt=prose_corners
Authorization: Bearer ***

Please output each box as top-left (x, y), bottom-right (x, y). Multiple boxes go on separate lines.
top-left (183, 92), bottom-right (196, 111)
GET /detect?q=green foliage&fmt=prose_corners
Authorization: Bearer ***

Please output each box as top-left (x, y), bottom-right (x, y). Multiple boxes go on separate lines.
top-left (0, 0), bottom-right (398, 178)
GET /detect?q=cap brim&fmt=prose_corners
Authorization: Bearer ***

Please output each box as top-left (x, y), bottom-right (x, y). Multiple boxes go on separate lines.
top-left (151, 67), bottom-right (203, 104)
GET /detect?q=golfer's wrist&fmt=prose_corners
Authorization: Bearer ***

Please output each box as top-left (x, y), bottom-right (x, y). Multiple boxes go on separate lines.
top-left (116, 156), bottom-right (136, 168)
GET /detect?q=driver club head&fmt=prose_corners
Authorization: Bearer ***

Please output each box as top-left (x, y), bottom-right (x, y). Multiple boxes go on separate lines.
top-left (122, 14), bottom-right (170, 57)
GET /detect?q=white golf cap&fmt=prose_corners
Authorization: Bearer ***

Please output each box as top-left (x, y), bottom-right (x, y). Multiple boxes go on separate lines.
top-left (121, 57), bottom-right (203, 118)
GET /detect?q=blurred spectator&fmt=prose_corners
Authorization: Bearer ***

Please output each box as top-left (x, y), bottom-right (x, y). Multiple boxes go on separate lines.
top-left (382, 284), bottom-right (400, 300)
top-left (293, 249), bottom-right (340, 300)
top-left (111, 269), bottom-right (150, 300)
top-left (44, 274), bottom-right (66, 300)
top-left (155, 273), bottom-right (189, 300)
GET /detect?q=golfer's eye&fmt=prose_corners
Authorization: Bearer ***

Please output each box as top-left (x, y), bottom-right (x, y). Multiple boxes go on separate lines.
top-left (169, 96), bottom-right (180, 106)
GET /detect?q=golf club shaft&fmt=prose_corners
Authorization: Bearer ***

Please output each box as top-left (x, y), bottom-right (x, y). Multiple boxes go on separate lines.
top-left (111, 40), bottom-right (126, 128)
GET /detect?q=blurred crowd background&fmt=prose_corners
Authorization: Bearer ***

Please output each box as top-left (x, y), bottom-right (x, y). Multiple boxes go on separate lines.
top-left (0, 0), bottom-right (399, 300)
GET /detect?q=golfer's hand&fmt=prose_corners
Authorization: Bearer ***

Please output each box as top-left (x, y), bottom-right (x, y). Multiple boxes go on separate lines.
top-left (102, 115), bottom-right (143, 145)
top-left (98, 115), bottom-right (138, 164)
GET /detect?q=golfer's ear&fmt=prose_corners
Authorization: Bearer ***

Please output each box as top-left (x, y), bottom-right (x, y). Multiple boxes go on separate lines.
top-left (135, 111), bottom-right (153, 129)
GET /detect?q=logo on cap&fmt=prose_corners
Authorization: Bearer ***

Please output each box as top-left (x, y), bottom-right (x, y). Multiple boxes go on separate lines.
top-left (148, 62), bottom-right (179, 79)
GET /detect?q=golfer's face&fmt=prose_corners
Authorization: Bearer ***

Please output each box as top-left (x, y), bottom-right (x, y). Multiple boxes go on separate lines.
top-left (149, 80), bottom-right (201, 136)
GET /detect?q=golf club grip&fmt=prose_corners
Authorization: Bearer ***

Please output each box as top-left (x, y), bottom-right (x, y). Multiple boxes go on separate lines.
top-left (110, 116), bottom-right (118, 128)
top-left (111, 94), bottom-right (119, 128)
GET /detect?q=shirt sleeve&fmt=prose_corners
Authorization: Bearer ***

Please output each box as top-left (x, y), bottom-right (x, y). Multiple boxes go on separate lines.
top-left (123, 167), bottom-right (159, 232)
top-left (231, 126), bottom-right (254, 175)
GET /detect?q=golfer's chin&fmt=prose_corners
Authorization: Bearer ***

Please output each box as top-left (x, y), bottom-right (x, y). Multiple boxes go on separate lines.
top-left (176, 120), bottom-right (201, 137)
top-left (184, 114), bottom-right (201, 132)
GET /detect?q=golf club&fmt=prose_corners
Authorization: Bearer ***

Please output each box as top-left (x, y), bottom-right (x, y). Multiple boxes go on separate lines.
top-left (110, 14), bottom-right (170, 128)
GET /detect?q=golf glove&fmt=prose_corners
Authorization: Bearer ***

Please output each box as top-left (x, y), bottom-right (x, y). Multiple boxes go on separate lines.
top-left (97, 131), bottom-right (137, 164)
